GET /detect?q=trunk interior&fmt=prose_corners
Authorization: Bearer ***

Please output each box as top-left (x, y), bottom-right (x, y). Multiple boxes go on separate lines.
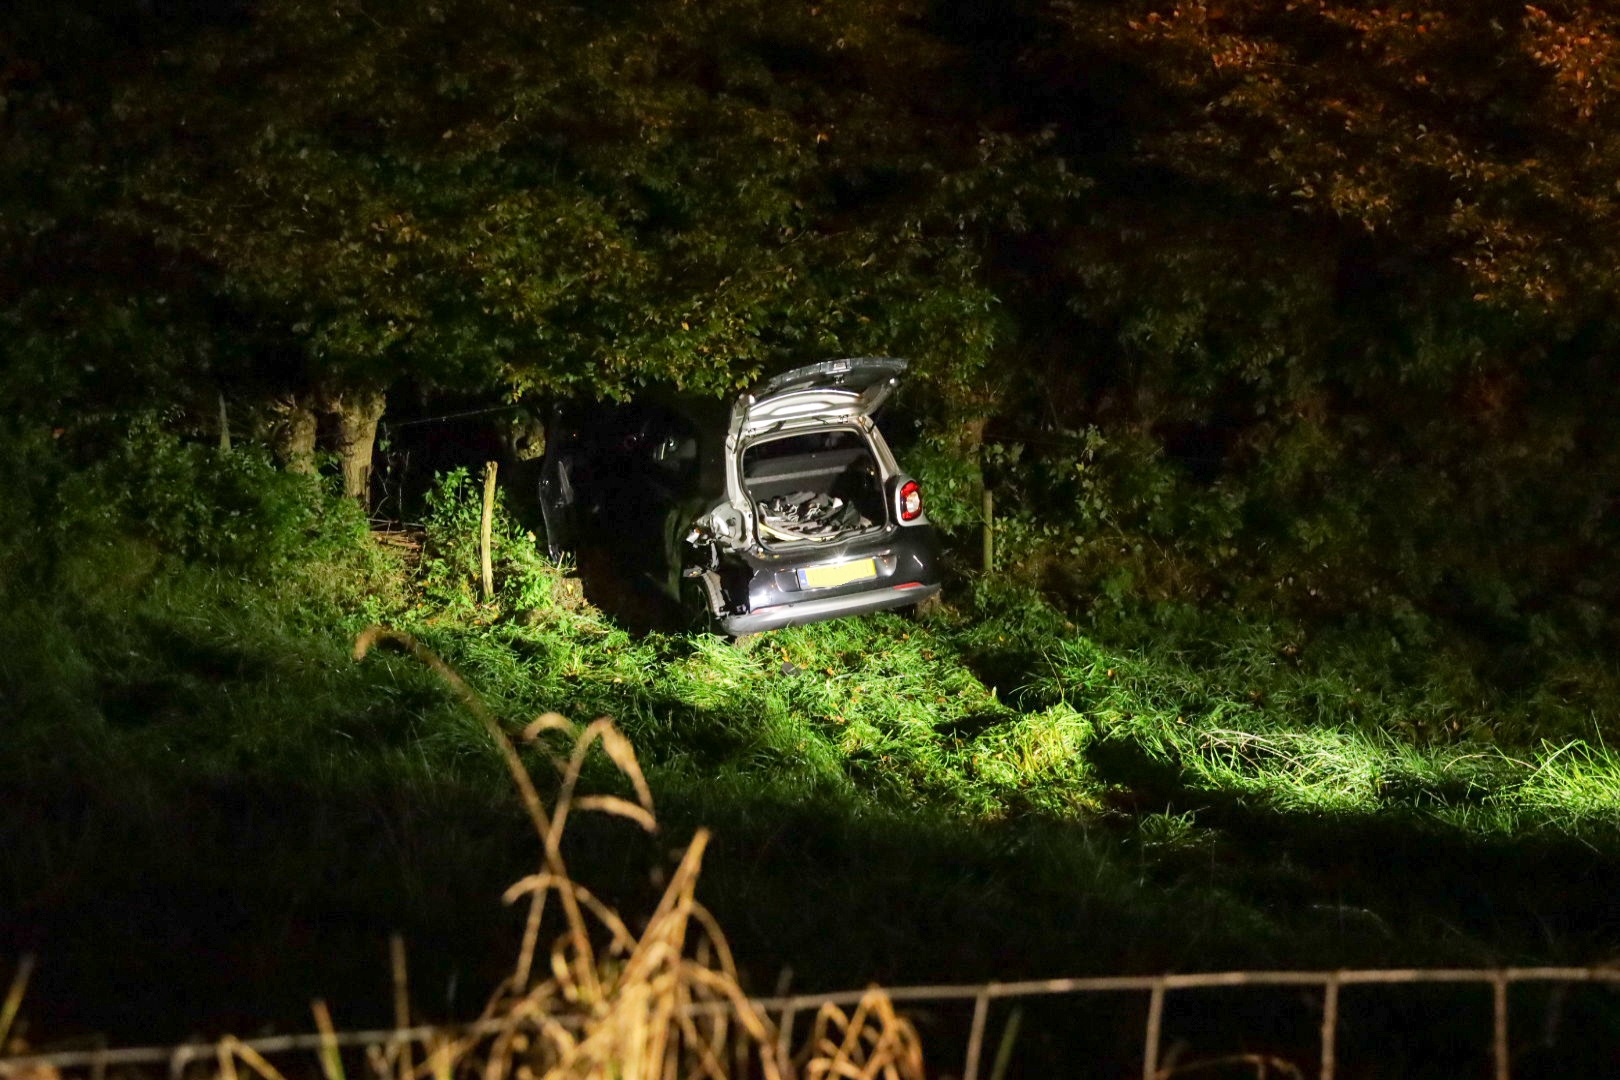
top-left (741, 429), bottom-right (887, 545)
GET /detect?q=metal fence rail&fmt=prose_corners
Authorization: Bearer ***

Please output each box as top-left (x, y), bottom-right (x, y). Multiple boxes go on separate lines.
top-left (5, 966), bottom-right (1620, 1080)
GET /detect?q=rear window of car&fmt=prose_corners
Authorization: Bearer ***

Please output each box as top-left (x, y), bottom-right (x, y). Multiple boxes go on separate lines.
top-left (744, 429), bottom-right (867, 464)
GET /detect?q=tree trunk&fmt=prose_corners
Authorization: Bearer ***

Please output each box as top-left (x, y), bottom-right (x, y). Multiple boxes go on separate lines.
top-left (328, 385), bottom-right (388, 506)
top-left (269, 393), bottom-right (318, 475)
top-left (957, 415), bottom-right (992, 575)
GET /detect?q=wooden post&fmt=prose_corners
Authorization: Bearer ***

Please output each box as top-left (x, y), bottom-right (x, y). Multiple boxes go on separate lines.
top-left (1493, 971), bottom-right (1510, 1080)
top-left (480, 461), bottom-right (498, 603)
top-left (1143, 979), bottom-right (1166, 1080)
top-left (1320, 974), bottom-right (1340, 1080)
top-left (982, 486), bottom-right (994, 575)
top-left (963, 988), bottom-right (991, 1080)
top-left (217, 391), bottom-right (231, 453)
top-left (390, 934), bottom-right (412, 1080)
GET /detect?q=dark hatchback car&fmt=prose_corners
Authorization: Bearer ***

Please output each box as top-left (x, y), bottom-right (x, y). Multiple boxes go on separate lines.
top-left (538, 358), bottom-right (941, 635)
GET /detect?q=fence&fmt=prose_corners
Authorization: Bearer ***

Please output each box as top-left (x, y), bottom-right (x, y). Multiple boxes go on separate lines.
top-left (5, 965), bottom-right (1620, 1080)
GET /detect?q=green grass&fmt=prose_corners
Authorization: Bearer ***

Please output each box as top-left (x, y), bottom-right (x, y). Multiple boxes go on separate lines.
top-left (6, 481), bottom-right (1620, 1069)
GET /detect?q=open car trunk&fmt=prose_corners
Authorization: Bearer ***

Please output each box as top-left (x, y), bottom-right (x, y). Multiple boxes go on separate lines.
top-left (741, 430), bottom-right (887, 546)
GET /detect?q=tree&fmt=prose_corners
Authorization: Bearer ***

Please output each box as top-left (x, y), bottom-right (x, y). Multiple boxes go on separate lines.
top-left (45, 0), bottom-right (1050, 501)
top-left (1046, 0), bottom-right (1620, 314)
top-left (881, 0), bottom-right (1620, 652)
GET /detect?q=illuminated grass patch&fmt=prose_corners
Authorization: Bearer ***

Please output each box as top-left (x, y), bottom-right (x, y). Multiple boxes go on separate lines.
top-left (9, 508), bottom-right (1620, 1043)
top-left (395, 576), bottom-right (1620, 846)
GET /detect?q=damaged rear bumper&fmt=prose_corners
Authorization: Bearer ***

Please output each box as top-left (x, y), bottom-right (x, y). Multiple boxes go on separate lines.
top-left (720, 582), bottom-right (940, 636)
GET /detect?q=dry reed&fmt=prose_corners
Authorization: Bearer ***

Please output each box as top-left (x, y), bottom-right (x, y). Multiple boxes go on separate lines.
top-left (0, 626), bottom-right (928, 1080)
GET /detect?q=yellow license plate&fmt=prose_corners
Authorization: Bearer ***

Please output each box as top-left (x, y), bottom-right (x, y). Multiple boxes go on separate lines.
top-left (799, 558), bottom-right (877, 590)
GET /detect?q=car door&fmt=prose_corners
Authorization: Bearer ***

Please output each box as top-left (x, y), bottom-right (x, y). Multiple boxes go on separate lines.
top-left (538, 405), bottom-right (587, 561)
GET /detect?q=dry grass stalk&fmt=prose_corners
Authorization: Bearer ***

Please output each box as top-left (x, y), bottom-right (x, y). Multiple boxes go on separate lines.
top-left (351, 627), bottom-right (926, 1080)
top-left (218, 1036), bottom-right (289, 1080)
top-left (310, 1002), bottom-right (342, 1080)
top-left (1, 630), bottom-right (925, 1080)
top-left (796, 990), bottom-right (925, 1080)
top-left (0, 956), bottom-right (33, 1056)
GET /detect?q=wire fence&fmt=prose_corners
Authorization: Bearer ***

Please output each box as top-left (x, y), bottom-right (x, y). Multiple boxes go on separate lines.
top-left (6, 965), bottom-right (1620, 1080)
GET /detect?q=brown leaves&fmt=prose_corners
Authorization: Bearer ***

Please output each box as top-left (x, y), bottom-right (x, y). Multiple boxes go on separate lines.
top-left (1524, 4), bottom-right (1620, 120)
top-left (1059, 0), bottom-right (1620, 309)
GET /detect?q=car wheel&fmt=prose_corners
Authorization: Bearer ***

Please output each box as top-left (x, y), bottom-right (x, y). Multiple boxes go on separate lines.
top-left (903, 591), bottom-right (944, 621)
top-left (680, 576), bottom-right (724, 636)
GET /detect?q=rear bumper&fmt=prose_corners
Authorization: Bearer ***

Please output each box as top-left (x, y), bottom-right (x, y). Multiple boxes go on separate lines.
top-left (720, 582), bottom-right (940, 636)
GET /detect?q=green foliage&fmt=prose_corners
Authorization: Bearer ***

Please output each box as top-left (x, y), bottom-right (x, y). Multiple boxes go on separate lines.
top-left (9, 457), bottom-right (1620, 1046)
top-left (26, 0), bottom-right (1016, 407)
top-left (54, 418), bottom-right (369, 577)
top-left (417, 466), bottom-right (564, 614)
top-left (17, 0), bottom-right (1620, 685)
top-left (901, 431), bottom-right (982, 533)
top-left (14, 0), bottom-right (1620, 1045)
top-left (12, 0), bottom-right (1620, 677)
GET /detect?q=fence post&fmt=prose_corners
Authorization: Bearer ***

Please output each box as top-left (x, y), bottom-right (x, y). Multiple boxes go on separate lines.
top-left (963, 988), bottom-right (991, 1080)
top-left (981, 487), bottom-right (994, 575)
top-left (391, 935), bottom-right (413, 1080)
top-left (168, 1043), bottom-right (195, 1080)
top-left (1143, 980), bottom-right (1166, 1080)
top-left (480, 461), bottom-right (498, 602)
top-left (1320, 974), bottom-right (1340, 1080)
top-left (1493, 971), bottom-right (1510, 1080)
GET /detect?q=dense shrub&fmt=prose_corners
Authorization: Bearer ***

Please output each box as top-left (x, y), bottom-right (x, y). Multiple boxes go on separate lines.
top-left (417, 466), bottom-right (565, 613)
top-left (51, 417), bottom-right (369, 577)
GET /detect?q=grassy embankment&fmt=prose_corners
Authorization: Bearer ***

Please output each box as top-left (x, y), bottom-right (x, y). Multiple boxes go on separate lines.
top-left (5, 454), bottom-right (1620, 1071)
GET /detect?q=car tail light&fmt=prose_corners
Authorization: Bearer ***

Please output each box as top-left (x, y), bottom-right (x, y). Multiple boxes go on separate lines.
top-left (898, 479), bottom-right (922, 522)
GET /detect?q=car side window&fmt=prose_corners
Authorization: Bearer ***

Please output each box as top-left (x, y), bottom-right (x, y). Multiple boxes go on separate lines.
top-left (643, 412), bottom-right (698, 478)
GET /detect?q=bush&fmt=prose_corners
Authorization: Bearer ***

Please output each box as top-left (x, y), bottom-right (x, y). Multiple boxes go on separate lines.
top-left (418, 466), bottom-right (565, 613)
top-left (52, 417), bottom-right (370, 577)
top-left (904, 430), bottom-right (983, 533)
